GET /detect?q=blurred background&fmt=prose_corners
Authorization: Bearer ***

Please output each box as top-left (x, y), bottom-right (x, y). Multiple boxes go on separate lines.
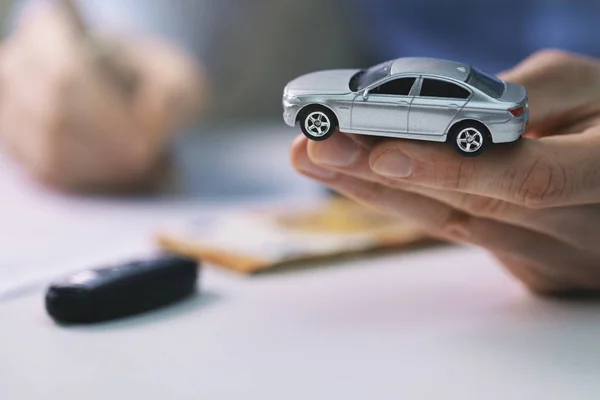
top-left (1, 0), bottom-right (600, 195)
top-left (1, 0), bottom-right (600, 197)
top-left (0, 1), bottom-right (11, 34)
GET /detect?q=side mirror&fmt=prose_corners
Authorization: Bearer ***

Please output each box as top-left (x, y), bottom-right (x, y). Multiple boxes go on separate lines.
top-left (362, 89), bottom-right (369, 100)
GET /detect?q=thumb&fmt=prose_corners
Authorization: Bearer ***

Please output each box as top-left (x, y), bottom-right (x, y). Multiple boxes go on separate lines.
top-left (499, 49), bottom-right (600, 134)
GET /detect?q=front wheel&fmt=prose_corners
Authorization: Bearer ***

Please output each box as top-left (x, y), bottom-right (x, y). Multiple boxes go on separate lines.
top-left (451, 123), bottom-right (488, 157)
top-left (300, 108), bottom-right (337, 141)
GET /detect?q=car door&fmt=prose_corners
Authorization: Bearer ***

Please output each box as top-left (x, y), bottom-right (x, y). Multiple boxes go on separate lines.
top-left (409, 77), bottom-right (471, 136)
top-left (351, 77), bottom-right (417, 133)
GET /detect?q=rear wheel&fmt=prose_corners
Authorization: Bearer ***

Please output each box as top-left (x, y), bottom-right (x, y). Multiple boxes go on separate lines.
top-left (450, 122), bottom-right (488, 157)
top-left (300, 107), bottom-right (337, 141)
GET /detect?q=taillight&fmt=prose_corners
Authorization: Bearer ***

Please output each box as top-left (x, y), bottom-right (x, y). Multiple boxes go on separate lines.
top-left (509, 106), bottom-right (525, 117)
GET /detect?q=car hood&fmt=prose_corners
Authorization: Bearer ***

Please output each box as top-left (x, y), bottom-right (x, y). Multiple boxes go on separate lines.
top-left (285, 69), bottom-right (359, 95)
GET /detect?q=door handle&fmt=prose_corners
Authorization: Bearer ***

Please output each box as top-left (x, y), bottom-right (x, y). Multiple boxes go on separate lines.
top-left (396, 100), bottom-right (409, 106)
top-left (446, 104), bottom-right (460, 109)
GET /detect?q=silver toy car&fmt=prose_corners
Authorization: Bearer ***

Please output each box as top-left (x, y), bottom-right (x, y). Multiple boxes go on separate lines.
top-left (283, 57), bottom-right (528, 156)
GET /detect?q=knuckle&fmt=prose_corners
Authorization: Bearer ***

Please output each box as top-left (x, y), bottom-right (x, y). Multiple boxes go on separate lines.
top-left (460, 194), bottom-right (507, 217)
top-left (493, 254), bottom-right (567, 295)
top-left (333, 173), bottom-right (385, 206)
top-left (359, 180), bottom-right (391, 205)
top-left (528, 49), bottom-right (573, 66)
top-left (514, 157), bottom-right (568, 208)
top-left (436, 208), bottom-right (474, 242)
top-left (523, 49), bottom-right (599, 85)
top-left (435, 158), bottom-right (476, 191)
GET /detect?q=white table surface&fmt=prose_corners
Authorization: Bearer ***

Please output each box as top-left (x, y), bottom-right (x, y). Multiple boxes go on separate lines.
top-left (1, 124), bottom-right (600, 400)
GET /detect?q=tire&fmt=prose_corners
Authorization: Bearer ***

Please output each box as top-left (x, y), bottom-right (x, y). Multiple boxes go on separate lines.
top-left (450, 122), bottom-right (489, 157)
top-left (299, 107), bottom-right (337, 141)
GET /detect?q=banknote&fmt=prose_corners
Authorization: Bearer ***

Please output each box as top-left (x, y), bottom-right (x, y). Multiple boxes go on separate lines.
top-left (157, 198), bottom-right (434, 274)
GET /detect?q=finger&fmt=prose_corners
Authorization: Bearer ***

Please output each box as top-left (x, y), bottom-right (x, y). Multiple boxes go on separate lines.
top-left (290, 135), bottom-right (339, 181)
top-left (367, 131), bottom-right (600, 208)
top-left (293, 134), bottom-right (484, 244)
top-left (498, 50), bottom-right (600, 133)
top-left (292, 138), bottom-right (600, 293)
top-left (345, 132), bottom-right (385, 150)
top-left (493, 252), bottom-right (600, 295)
top-left (304, 133), bottom-right (600, 252)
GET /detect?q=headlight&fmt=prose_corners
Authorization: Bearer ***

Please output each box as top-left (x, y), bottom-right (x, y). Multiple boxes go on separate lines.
top-left (283, 94), bottom-right (302, 105)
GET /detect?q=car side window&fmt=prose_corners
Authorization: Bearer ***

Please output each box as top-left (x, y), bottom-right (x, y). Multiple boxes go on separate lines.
top-left (420, 78), bottom-right (470, 99)
top-left (371, 77), bottom-right (416, 96)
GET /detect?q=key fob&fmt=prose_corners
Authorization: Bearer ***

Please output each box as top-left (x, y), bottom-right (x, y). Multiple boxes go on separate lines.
top-left (45, 255), bottom-right (199, 324)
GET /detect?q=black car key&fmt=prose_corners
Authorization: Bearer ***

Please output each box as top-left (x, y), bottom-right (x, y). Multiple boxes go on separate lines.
top-left (45, 255), bottom-right (199, 324)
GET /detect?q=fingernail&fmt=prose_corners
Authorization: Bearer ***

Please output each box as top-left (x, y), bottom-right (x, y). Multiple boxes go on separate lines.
top-left (309, 134), bottom-right (360, 167)
top-left (372, 150), bottom-right (413, 178)
top-left (296, 151), bottom-right (337, 180)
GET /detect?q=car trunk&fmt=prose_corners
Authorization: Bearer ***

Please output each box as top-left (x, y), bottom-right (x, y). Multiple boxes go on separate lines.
top-left (499, 82), bottom-right (527, 105)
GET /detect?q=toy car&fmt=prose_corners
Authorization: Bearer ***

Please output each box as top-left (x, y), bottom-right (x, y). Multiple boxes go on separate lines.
top-left (283, 57), bottom-right (528, 156)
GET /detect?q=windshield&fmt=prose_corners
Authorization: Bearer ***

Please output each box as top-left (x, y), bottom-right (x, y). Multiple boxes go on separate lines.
top-left (349, 61), bottom-right (393, 92)
top-left (467, 68), bottom-right (505, 98)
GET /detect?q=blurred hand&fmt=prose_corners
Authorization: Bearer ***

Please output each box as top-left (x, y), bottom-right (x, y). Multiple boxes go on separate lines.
top-left (0, 2), bottom-right (206, 192)
top-left (291, 49), bottom-right (600, 295)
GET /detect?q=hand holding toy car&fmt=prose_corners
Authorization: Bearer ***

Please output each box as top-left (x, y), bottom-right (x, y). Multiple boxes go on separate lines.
top-left (290, 50), bottom-right (600, 295)
top-left (283, 57), bottom-right (528, 157)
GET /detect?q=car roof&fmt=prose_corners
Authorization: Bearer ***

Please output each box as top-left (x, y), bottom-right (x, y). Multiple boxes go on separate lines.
top-left (390, 57), bottom-right (471, 81)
